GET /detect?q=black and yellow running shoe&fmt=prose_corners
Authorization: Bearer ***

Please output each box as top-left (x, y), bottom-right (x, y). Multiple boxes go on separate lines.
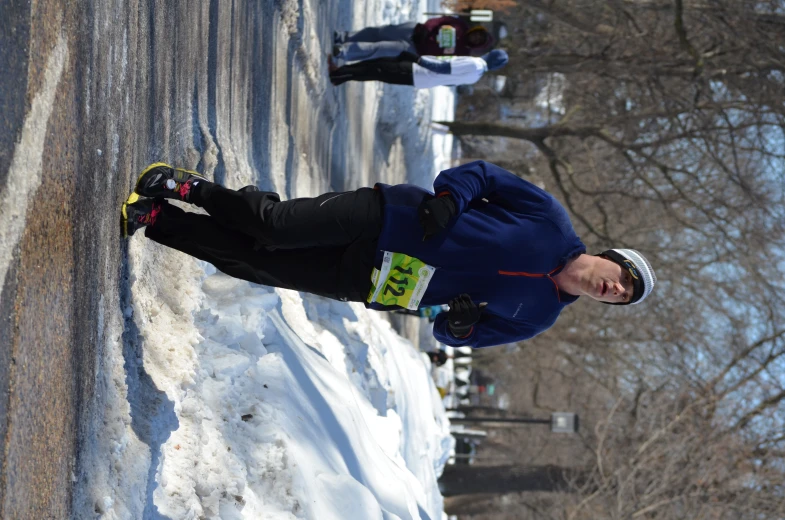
top-left (121, 193), bottom-right (162, 238)
top-left (134, 162), bottom-right (206, 202)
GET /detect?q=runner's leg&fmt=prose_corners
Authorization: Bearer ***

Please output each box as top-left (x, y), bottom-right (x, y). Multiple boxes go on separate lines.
top-left (338, 40), bottom-right (416, 62)
top-left (191, 184), bottom-right (383, 249)
top-left (145, 202), bottom-right (376, 301)
top-left (329, 59), bottom-right (414, 86)
top-left (343, 22), bottom-right (416, 43)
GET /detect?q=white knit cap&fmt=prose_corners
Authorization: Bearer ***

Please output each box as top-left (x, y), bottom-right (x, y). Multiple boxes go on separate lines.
top-left (612, 249), bottom-right (657, 305)
top-left (602, 249), bottom-right (657, 305)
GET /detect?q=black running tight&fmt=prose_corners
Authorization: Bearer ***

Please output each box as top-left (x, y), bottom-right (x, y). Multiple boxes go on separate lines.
top-left (330, 57), bottom-right (414, 86)
top-left (145, 183), bottom-right (383, 302)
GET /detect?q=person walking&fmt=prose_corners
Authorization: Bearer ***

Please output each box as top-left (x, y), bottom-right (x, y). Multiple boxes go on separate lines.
top-left (425, 346), bottom-right (472, 366)
top-left (328, 49), bottom-right (508, 88)
top-left (121, 160), bottom-right (657, 348)
top-left (332, 16), bottom-right (495, 62)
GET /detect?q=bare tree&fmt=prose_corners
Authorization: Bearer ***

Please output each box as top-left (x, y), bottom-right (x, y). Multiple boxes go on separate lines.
top-left (558, 380), bottom-right (785, 519)
top-left (441, 2), bottom-right (785, 518)
top-left (440, 464), bottom-right (587, 496)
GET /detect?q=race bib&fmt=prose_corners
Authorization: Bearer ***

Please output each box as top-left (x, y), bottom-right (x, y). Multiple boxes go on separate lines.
top-left (436, 26), bottom-right (456, 49)
top-left (367, 251), bottom-right (436, 310)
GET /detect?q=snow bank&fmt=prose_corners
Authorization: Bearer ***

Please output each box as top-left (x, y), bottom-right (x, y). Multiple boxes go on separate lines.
top-left (82, 236), bottom-right (451, 519)
top-left (75, 0), bottom-right (459, 516)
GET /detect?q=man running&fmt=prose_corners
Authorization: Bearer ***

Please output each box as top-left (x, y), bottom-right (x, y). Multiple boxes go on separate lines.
top-left (121, 160), bottom-right (656, 348)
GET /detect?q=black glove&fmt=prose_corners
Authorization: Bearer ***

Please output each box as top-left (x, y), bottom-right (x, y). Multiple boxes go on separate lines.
top-left (447, 294), bottom-right (486, 338)
top-left (398, 51), bottom-right (420, 62)
top-left (428, 350), bottom-right (448, 366)
top-left (418, 195), bottom-right (456, 240)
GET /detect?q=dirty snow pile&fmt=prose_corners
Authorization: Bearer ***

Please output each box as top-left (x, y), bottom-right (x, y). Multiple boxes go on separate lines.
top-left (73, 0), bottom-right (459, 515)
top-left (79, 232), bottom-right (453, 519)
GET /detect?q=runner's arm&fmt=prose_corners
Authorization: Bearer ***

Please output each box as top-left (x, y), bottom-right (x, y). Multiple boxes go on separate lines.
top-left (432, 160), bottom-right (552, 215)
top-left (432, 311), bottom-right (538, 348)
top-left (417, 56), bottom-right (452, 74)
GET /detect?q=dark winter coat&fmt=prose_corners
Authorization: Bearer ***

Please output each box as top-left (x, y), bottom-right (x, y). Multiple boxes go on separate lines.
top-left (412, 16), bottom-right (494, 56)
top-left (372, 161), bottom-right (586, 348)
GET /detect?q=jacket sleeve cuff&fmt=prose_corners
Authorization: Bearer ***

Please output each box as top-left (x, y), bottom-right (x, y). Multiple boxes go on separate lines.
top-left (449, 325), bottom-right (473, 339)
top-left (458, 325), bottom-right (474, 338)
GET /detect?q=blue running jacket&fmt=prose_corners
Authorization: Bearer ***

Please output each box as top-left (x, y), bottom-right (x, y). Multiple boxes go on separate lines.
top-left (371, 161), bottom-right (586, 348)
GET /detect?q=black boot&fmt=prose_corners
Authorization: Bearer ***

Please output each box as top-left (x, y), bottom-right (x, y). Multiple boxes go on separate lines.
top-left (121, 193), bottom-right (163, 238)
top-left (134, 162), bottom-right (207, 202)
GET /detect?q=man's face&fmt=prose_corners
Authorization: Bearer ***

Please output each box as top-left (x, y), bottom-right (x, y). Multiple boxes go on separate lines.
top-left (583, 256), bottom-right (635, 304)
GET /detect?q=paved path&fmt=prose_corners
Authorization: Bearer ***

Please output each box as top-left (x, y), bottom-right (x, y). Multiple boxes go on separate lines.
top-left (0, 0), bottom-right (423, 516)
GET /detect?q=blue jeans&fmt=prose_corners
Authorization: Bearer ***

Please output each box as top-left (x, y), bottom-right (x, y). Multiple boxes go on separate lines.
top-left (335, 22), bottom-right (417, 61)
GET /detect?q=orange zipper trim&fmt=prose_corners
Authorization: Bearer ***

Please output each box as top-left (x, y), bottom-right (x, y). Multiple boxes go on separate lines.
top-left (498, 267), bottom-right (563, 302)
top-left (498, 264), bottom-right (561, 277)
top-left (498, 270), bottom-right (544, 277)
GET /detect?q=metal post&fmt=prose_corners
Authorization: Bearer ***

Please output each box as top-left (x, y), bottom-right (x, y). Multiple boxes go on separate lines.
top-left (449, 417), bottom-right (551, 425)
top-left (450, 413), bottom-right (580, 433)
top-left (424, 10), bottom-right (494, 21)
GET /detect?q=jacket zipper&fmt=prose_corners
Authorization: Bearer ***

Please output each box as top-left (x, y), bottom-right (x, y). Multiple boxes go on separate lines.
top-left (498, 268), bottom-right (563, 302)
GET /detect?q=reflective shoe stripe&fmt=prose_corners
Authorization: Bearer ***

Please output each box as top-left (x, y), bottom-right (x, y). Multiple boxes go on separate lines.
top-left (121, 202), bottom-right (129, 238)
top-left (135, 163), bottom-right (206, 198)
top-left (172, 167), bottom-right (205, 182)
top-left (121, 192), bottom-right (142, 238)
top-left (135, 162), bottom-right (172, 187)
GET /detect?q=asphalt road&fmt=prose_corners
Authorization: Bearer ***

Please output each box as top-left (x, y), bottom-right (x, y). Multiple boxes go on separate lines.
top-left (0, 0), bottom-right (377, 517)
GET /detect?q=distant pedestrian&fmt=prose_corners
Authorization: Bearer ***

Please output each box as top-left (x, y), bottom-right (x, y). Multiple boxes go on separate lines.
top-left (426, 350), bottom-right (448, 366)
top-left (333, 17), bottom-right (494, 62)
top-left (426, 346), bottom-right (472, 366)
top-left (328, 49), bottom-right (509, 89)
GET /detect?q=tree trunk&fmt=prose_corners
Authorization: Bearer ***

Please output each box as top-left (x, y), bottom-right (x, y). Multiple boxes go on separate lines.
top-left (451, 405), bottom-right (510, 415)
top-left (443, 494), bottom-right (504, 517)
top-left (437, 121), bottom-right (600, 141)
top-left (438, 121), bottom-right (547, 141)
top-left (439, 464), bottom-right (587, 497)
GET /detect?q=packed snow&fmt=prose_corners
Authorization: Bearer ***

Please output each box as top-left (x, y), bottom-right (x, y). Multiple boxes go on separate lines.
top-left (73, 0), bottom-right (461, 517)
top-left (115, 260), bottom-right (453, 519)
